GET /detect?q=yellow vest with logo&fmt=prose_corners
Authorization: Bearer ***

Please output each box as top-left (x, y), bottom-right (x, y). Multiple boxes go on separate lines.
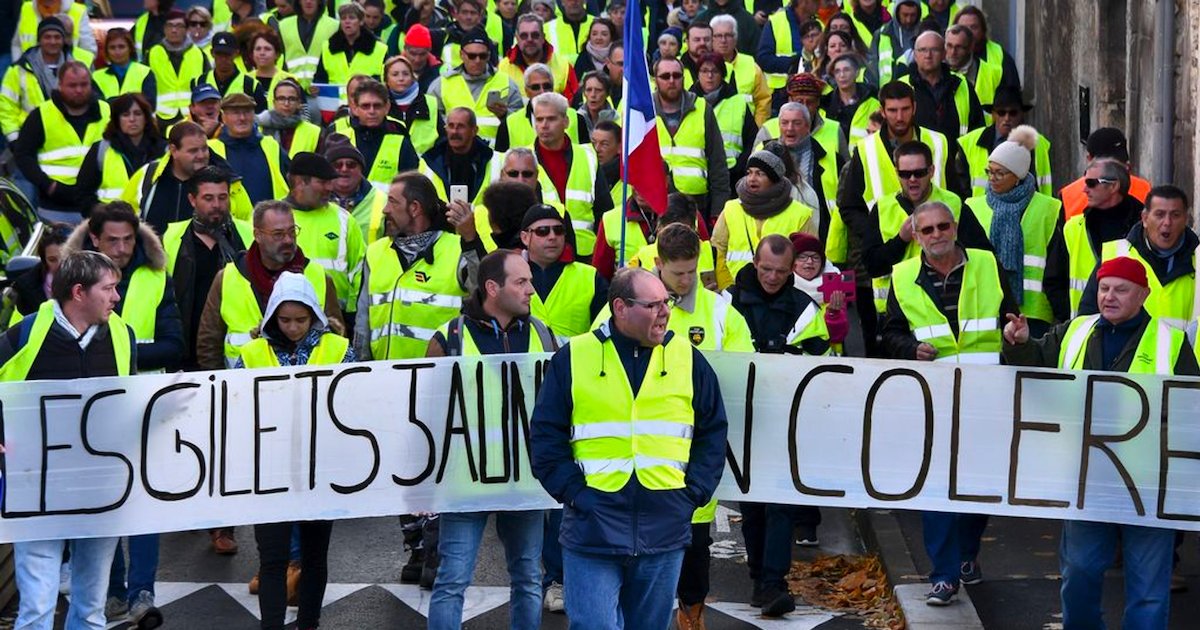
top-left (0, 301), bottom-right (132, 381)
top-left (722, 198), bottom-right (815, 278)
top-left (239, 332), bottom-right (349, 368)
top-left (891, 248), bottom-right (1003, 364)
top-left (207, 135), bottom-right (290, 200)
top-left (37, 100), bottom-right (109, 185)
top-left (869, 187), bottom-right (963, 312)
top-left (967, 192), bottom-right (1060, 323)
top-left (529, 262), bottom-right (597, 339)
top-left (365, 233), bottom-right (466, 359)
top-left (94, 64), bottom-right (155, 102)
top-left (1058, 315), bottom-right (1185, 375)
top-left (957, 127), bottom-right (1054, 197)
top-left (658, 99), bottom-right (710, 196)
top-left (440, 71), bottom-right (513, 144)
top-left (1099, 239), bottom-right (1198, 330)
top-left (568, 328), bottom-right (695, 492)
top-left (218, 260), bottom-right (327, 367)
top-left (147, 45), bottom-right (207, 121)
top-left (278, 14), bottom-right (340, 85)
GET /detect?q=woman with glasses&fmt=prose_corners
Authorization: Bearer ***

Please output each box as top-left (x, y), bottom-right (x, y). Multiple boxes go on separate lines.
top-left (185, 6), bottom-right (215, 57)
top-left (77, 92), bottom-right (168, 207)
top-left (690, 52), bottom-right (757, 185)
top-left (257, 78), bottom-right (326, 156)
top-left (820, 54), bottom-right (878, 142)
top-left (93, 28), bottom-right (157, 110)
top-left (383, 56), bottom-right (441, 155)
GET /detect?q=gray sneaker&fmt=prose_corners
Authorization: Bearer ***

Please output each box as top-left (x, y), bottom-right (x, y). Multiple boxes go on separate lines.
top-left (104, 596), bottom-right (128, 620)
top-left (128, 591), bottom-right (163, 629)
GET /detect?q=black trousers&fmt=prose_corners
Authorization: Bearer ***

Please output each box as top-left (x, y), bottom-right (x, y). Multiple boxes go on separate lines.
top-left (254, 521), bottom-right (333, 630)
top-left (676, 523), bottom-right (712, 606)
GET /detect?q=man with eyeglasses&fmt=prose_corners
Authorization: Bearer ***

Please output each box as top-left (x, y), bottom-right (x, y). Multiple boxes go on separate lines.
top-left (531, 265), bottom-right (729, 630)
top-left (197, 198), bottom-right (342, 370)
top-left (430, 33), bottom-right (524, 146)
top-left (498, 14), bottom-right (579, 101)
top-left (955, 87), bottom-right (1053, 197)
top-left (423, 106), bottom-right (495, 205)
top-left (901, 29), bottom-right (983, 145)
top-left (495, 64), bottom-right (589, 152)
top-left (862, 141), bottom-right (987, 319)
top-left (1052, 158), bottom-right (1146, 317)
top-left (654, 56), bottom-right (730, 223)
top-left (880, 200), bottom-right (1016, 606)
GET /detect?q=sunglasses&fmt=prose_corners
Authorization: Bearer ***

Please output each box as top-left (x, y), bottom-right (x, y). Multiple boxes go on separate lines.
top-left (657, 72), bottom-right (683, 81)
top-left (526, 82), bottom-right (553, 92)
top-left (897, 167), bottom-right (929, 180)
top-left (1085, 177), bottom-right (1116, 188)
top-left (463, 51), bottom-right (489, 60)
top-left (526, 225), bottom-right (565, 237)
top-left (917, 222), bottom-right (953, 236)
top-left (505, 169), bottom-right (536, 178)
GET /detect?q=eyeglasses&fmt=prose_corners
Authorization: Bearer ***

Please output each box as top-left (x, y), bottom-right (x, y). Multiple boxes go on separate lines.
top-left (505, 169), bottom-right (536, 178)
top-left (624, 296), bottom-right (676, 311)
top-left (897, 167), bottom-right (930, 180)
top-left (517, 31), bottom-right (543, 40)
top-left (526, 225), bottom-right (565, 237)
top-left (917, 221), bottom-right (953, 235)
top-left (526, 82), bottom-right (553, 92)
top-left (1085, 177), bottom-right (1117, 188)
top-left (984, 168), bottom-right (1012, 180)
top-left (656, 72), bottom-right (683, 81)
top-left (187, 20), bottom-right (209, 27)
top-left (463, 51), bottom-right (489, 60)
top-left (259, 226), bottom-right (301, 240)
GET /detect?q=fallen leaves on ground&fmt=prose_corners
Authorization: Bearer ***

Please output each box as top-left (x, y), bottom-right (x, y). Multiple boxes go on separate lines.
top-left (787, 554), bottom-right (905, 630)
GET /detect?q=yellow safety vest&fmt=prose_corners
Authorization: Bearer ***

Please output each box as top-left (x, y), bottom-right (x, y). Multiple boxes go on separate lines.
top-left (365, 233), bottom-right (466, 359)
top-left (37, 100), bottom-right (109, 185)
top-left (568, 328), bottom-right (695, 492)
top-left (658, 99), bottom-right (711, 196)
top-left (218, 260), bottom-right (327, 367)
top-left (440, 71), bottom-right (514, 144)
top-left (93, 63), bottom-right (155, 102)
top-left (722, 198), bottom-right (815, 278)
top-left (869, 186), bottom-right (963, 313)
top-left (967, 192), bottom-right (1060, 324)
top-left (0, 301), bottom-right (131, 381)
top-left (147, 45), bottom-right (207, 121)
top-left (238, 332), bottom-right (349, 368)
top-left (529, 262), bottom-right (597, 339)
top-left (1058, 315), bottom-right (1185, 375)
top-left (891, 248), bottom-right (1003, 364)
top-left (1098, 239), bottom-right (1198, 331)
top-left (207, 135), bottom-right (291, 200)
top-left (278, 14), bottom-right (340, 86)
top-left (856, 126), bottom-right (949, 210)
top-left (957, 126), bottom-right (1054, 197)
top-left (16, 2), bottom-right (88, 54)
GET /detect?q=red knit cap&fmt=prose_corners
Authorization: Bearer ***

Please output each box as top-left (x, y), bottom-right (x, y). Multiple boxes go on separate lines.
top-left (1096, 256), bottom-right (1148, 288)
top-left (405, 24), bottom-right (433, 49)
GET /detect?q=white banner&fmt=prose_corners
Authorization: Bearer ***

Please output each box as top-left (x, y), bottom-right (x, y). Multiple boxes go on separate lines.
top-left (0, 353), bottom-right (1199, 543)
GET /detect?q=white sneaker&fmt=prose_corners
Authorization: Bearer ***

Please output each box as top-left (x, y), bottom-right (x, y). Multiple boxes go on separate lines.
top-left (58, 563), bottom-right (70, 595)
top-left (543, 582), bottom-right (565, 613)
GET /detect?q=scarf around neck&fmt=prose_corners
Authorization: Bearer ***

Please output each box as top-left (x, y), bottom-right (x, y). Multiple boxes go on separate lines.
top-left (985, 174), bottom-right (1035, 303)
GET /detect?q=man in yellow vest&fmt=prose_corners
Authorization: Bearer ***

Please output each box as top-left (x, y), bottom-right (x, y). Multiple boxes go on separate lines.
top-left (66, 202), bottom-right (181, 628)
top-left (1078, 185), bottom-right (1198, 330)
top-left (430, 33), bottom-right (524, 146)
top-left (520, 204), bottom-right (607, 340)
top-left (332, 80), bottom-right (423, 192)
top-left (0, 250), bottom-right (136, 630)
top-left (954, 87), bottom-right (1054, 197)
top-left (709, 15), bottom-right (770, 125)
top-left (880, 200), bottom-right (1017, 605)
top-left (210, 93), bottom-right (290, 206)
top-left (325, 136), bottom-right (387, 242)
top-left (654, 56), bottom-right (730, 222)
top-left (11, 59), bottom-right (108, 224)
top-left (1003, 256), bottom-right (1199, 628)
top-left (424, 249), bottom-right (556, 628)
top-left (145, 9), bottom-right (210, 125)
top-left (531, 266), bottom-right (729, 629)
top-left (754, 0), bottom-right (818, 91)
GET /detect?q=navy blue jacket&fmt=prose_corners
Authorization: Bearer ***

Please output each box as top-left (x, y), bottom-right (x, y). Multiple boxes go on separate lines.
top-left (531, 322), bottom-right (728, 556)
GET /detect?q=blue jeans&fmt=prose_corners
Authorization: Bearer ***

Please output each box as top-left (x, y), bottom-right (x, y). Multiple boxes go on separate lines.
top-left (921, 511), bottom-right (989, 585)
top-left (15, 537), bottom-right (119, 630)
top-left (543, 509), bottom-right (563, 588)
top-left (108, 534), bottom-right (159, 603)
top-left (429, 510), bottom-right (543, 630)
top-left (563, 547), bottom-right (685, 630)
top-left (1060, 521), bottom-right (1174, 630)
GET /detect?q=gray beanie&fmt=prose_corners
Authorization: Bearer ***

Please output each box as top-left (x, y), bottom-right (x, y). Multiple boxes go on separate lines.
top-left (746, 149), bottom-right (785, 183)
top-left (987, 125), bottom-right (1039, 180)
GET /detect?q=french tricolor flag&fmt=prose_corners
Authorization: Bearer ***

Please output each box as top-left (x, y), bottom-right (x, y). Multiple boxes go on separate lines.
top-left (619, 0), bottom-right (668, 218)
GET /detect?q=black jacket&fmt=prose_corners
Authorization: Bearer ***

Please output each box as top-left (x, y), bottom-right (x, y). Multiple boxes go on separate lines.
top-left (1078, 222), bottom-right (1200, 317)
top-left (727, 264), bottom-right (830, 355)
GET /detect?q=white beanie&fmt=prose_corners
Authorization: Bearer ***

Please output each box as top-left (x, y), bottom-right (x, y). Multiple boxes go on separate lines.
top-left (987, 125), bottom-right (1038, 180)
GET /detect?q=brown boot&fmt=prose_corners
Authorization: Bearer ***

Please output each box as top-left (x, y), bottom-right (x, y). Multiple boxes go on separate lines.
top-left (674, 601), bottom-right (706, 630)
top-left (286, 561), bottom-right (303, 606)
top-left (248, 572), bottom-right (260, 595)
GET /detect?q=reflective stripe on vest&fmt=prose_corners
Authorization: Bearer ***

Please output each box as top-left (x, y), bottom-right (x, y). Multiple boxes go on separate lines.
top-left (568, 327), bottom-right (695, 492)
top-left (1059, 315), bottom-right (1184, 375)
top-left (0, 301), bottom-right (131, 381)
top-left (365, 234), bottom-right (466, 359)
top-left (219, 261), bottom-right (327, 367)
top-left (891, 248), bottom-right (1004, 364)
